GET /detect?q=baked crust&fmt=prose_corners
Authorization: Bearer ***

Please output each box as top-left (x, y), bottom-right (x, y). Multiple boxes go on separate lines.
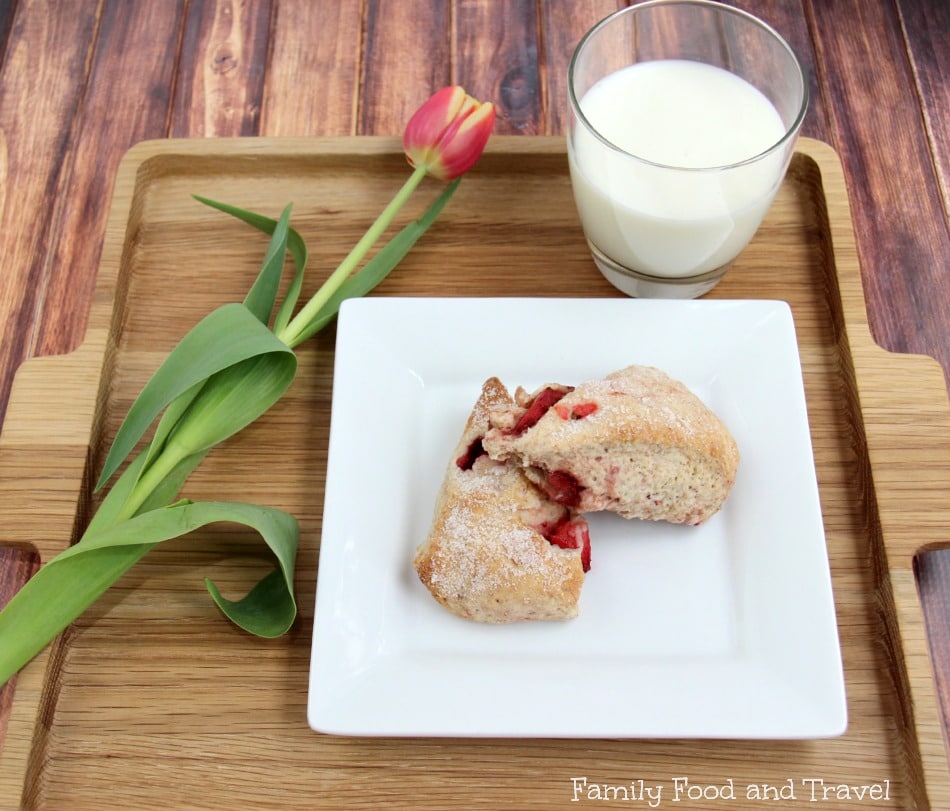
top-left (483, 365), bottom-right (739, 525)
top-left (413, 378), bottom-right (586, 622)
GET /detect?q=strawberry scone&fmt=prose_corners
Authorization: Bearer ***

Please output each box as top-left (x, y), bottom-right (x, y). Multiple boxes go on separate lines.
top-left (413, 377), bottom-right (591, 623)
top-left (482, 365), bottom-right (739, 525)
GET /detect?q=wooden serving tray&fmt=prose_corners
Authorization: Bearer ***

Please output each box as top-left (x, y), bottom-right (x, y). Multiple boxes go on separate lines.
top-left (1, 137), bottom-right (949, 809)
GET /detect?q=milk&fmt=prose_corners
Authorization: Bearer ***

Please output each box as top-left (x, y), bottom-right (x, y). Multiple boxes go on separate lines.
top-left (568, 60), bottom-right (788, 278)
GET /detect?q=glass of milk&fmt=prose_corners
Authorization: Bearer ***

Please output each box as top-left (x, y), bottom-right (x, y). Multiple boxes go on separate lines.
top-left (568, 0), bottom-right (808, 298)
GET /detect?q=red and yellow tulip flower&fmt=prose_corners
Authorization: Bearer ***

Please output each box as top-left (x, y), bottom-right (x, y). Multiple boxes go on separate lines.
top-left (280, 86), bottom-right (495, 347)
top-left (403, 86), bottom-right (496, 180)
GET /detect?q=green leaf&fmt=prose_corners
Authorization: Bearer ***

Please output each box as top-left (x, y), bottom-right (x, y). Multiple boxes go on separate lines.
top-left (139, 379), bottom-right (207, 477)
top-left (291, 178), bottom-right (461, 344)
top-left (0, 499), bottom-right (298, 684)
top-left (96, 302), bottom-right (296, 491)
top-left (242, 202), bottom-right (292, 324)
top-left (88, 445), bottom-right (210, 536)
top-left (205, 566), bottom-right (293, 637)
top-left (164, 351), bottom-right (297, 458)
top-left (193, 195), bottom-right (309, 334)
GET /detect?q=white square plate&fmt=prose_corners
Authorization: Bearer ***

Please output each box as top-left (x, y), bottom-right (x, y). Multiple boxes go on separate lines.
top-left (308, 298), bottom-right (846, 738)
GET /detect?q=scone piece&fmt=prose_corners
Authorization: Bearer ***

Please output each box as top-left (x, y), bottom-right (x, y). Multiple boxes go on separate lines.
top-left (414, 377), bottom-right (590, 623)
top-left (482, 365), bottom-right (739, 525)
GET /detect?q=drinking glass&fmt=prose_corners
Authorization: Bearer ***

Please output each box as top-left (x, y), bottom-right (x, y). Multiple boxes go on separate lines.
top-left (568, 0), bottom-right (808, 298)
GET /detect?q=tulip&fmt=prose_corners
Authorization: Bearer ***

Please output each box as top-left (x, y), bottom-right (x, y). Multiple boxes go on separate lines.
top-left (403, 86), bottom-right (496, 180)
top-left (277, 86), bottom-right (494, 347)
top-left (0, 87), bottom-right (495, 686)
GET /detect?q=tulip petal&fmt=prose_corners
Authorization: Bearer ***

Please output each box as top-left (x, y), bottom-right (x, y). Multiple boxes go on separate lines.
top-left (403, 86), bottom-right (465, 166)
top-left (431, 101), bottom-right (496, 180)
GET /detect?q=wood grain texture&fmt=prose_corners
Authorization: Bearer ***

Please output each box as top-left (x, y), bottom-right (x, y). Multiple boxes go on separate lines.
top-left (807, 17), bottom-right (950, 734)
top-left (30, 0), bottom-right (187, 359)
top-left (0, 0), bottom-right (15, 63)
top-left (260, 0), bottom-right (361, 136)
top-left (171, 0), bottom-right (272, 137)
top-left (359, 0), bottom-right (451, 134)
top-left (0, 549), bottom-right (37, 761)
top-left (455, 0), bottom-right (541, 134)
top-left (917, 551), bottom-right (950, 755)
top-left (728, 0), bottom-right (831, 141)
top-left (538, 0), bottom-right (621, 135)
top-left (0, 0), bottom-right (99, 425)
top-left (897, 0), bottom-right (950, 212)
top-left (808, 0), bottom-right (950, 370)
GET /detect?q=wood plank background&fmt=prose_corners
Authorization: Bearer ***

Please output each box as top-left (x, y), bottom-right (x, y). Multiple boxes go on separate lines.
top-left (0, 0), bottom-right (947, 769)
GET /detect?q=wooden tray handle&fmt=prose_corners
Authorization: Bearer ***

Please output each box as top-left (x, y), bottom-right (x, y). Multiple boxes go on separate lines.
top-left (0, 332), bottom-right (107, 564)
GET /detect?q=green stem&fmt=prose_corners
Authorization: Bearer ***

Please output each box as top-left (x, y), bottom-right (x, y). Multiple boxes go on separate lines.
top-left (115, 444), bottom-right (188, 524)
top-left (278, 164), bottom-right (429, 348)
